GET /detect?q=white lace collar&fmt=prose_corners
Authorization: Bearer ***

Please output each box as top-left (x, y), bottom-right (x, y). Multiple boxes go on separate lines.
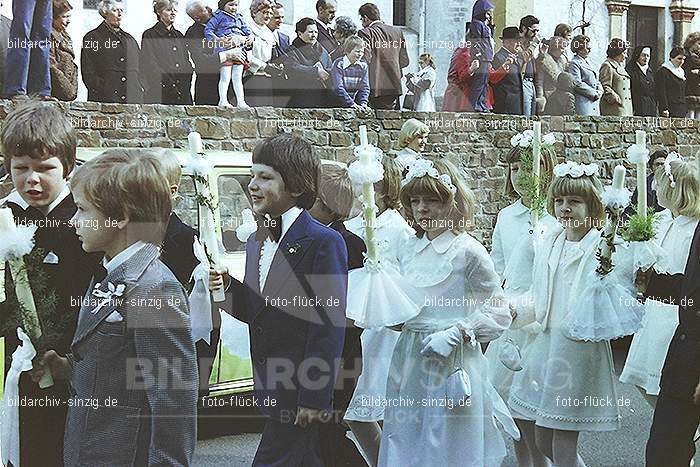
top-left (414, 229), bottom-right (460, 254)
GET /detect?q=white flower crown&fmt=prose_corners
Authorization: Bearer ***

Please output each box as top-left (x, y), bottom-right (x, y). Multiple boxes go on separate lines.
top-left (553, 161), bottom-right (599, 178)
top-left (510, 129), bottom-right (557, 149)
top-left (402, 159), bottom-right (457, 194)
top-left (664, 151), bottom-right (684, 188)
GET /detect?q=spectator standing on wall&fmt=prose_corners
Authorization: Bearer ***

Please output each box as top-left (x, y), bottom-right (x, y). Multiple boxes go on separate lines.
top-left (544, 71), bottom-right (576, 116)
top-left (331, 35), bottom-right (370, 110)
top-left (536, 23), bottom-right (572, 108)
top-left (358, 2), bottom-right (409, 110)
top-left (491, 27), bottom-right (524, 115)
top-left (244, 0), bottom-right (280, 107)
top-left (329, 15), bottom-right (357, 62)
top-left (284, 17), bottom-right (333, 108)
top-left (141, 0), bottom-right (193, 105)
top-left (443, 22), bottom-right (487, 112)
top-left (81, 0), bottom-right (143, 103)
top-left (315, 0), bottom-right (339, 54)
top-left (566, 34), bottom-right (603, 116)
top-left (519, 15), bottom-right (544, 116)
top-left (468, 0), bottom-right (495, 112)
top-left (656, 46), bottom-right (687, 118)
top-left (626, 45), bottom-right (658, 116)
top-left (405, 53), bottom-right (437, 112)
top-left (599, 38), bottom-right (633, 116)
top-left (683, 32), bottom-right (700, 119)
top-left (49, 0), bottom-right (78, 101)
top-left (0, 1), bottom-right (10, 94)
top-left (4, 0), bottom-right (52, 99)
top-left (186, 1), bottom-right (223, 105)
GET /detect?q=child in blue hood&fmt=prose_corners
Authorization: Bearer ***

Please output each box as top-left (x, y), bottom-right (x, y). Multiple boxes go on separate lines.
top-left (468, 0), bottom-right (495, 112)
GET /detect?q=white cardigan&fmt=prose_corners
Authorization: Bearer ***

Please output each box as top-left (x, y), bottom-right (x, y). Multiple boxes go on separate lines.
top-left (246, 18), bottom-right (274, 76)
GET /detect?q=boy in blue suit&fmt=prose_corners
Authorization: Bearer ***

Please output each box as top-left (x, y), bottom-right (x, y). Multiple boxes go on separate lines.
top-left (211, 134), bottom-right (348, 466)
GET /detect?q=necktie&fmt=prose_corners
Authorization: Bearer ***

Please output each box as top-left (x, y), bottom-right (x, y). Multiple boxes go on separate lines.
top-left (255, 216), bottom-right (282, 243)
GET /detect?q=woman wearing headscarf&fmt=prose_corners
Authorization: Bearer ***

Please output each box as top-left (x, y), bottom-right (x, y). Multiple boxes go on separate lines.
top-left (599, 38), bottom-right (633, 116)
top-left (626, 45), bottom-right (657, 116)
top-left (655, 46), bottom-right (687, 118)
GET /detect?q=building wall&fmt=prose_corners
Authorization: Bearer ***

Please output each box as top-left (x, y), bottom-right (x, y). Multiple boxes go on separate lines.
top-left (2, 99), bottom-right (697, 245)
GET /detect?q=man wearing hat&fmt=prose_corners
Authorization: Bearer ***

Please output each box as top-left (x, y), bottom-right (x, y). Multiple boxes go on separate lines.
top-left (490, 26), bottom-right (524, 115)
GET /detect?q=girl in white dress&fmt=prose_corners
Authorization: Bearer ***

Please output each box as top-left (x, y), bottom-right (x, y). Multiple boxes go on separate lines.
top-left (485, 146), bottom-right (558, 467)
top-left (620, 156), bottom-right (700, 404)
top-left (405, 53), bottom-right (437, 112)
top-left (508, 162), bottom-right (633, 467)
top-left (378, 159), bottom-right (518, 467)
top-left (344, 156), bottom-right (414, 466)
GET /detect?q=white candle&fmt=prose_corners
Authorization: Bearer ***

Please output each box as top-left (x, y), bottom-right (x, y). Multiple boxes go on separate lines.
top-left (635, 131), bottom-right (648, 217)
top-left (0, 207), bottom-right (15, 232)
top-left (359, 125), bottom-right (368, 147)
top-left (612, 165), bottom-right (626, 190)
top-left (188, 132), bottom-right (204, 155)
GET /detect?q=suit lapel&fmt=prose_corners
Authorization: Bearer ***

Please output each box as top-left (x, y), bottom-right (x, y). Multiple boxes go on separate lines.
top-left (72, 244), bottom-right (159, 347)
top-left (251, 211), bottom-right (314, 321)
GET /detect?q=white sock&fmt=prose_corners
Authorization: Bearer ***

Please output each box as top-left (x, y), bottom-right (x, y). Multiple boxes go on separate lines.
top-left (218, 66), bottom-right (233, 106)
top-left (231, 64), bottom-right (247, 107)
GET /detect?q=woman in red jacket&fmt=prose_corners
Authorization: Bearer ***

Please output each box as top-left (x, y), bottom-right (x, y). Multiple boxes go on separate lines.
top-left (443, 26), bottom-right (495, 112)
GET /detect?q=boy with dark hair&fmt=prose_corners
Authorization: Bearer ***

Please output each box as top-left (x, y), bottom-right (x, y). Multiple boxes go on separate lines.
top-left (1, 101), bottom-right (99, 467)
top-left (211, 134), bottom-right (348, 466)
top-left (34, 149), bottom-right (198, 466)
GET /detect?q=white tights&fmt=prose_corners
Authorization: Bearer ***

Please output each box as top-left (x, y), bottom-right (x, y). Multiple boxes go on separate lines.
top-left (218, 64), bottom-right (247, 108)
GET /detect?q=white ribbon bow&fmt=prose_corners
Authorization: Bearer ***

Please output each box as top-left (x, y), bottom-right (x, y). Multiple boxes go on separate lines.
top-left (188, 236), bottom-right (213, 344)
top-left (1, 328), bottom-right (37, 467)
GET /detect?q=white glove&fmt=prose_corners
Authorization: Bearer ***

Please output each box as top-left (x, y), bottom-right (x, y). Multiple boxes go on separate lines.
top-left (420, 326), bottom-right (462, 359)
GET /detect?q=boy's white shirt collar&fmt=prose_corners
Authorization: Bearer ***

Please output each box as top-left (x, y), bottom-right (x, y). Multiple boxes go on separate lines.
top-left (6, 186), bottom-right (71, 214)
top-left (103, 241), bottom-right (148, 273)
top-left (279, 206), bottom-right (303, 241)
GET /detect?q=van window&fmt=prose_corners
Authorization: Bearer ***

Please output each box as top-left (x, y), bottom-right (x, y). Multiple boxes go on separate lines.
top-left (173, 175), bottom-right (199, 229)
top-left (218, 174), bottom-right (252, 252)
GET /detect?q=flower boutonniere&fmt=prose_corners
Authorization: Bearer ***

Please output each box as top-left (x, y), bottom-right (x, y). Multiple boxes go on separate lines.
top-left (91, 282), bottom-right (126, 314)
top-left (286, 242), bottom-right (302, 256)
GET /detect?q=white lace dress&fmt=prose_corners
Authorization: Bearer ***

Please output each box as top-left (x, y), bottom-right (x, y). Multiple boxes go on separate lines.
top-left (508, 229), bottom-right (622, 431)
top-left (485, 200), bottom-right (558, 399)
top-left (344, 209), bottom-right (414, 422)
top-left (620, 212), bottom-right (699, 395)
top-left (378, 231), bottom-right (517, 467)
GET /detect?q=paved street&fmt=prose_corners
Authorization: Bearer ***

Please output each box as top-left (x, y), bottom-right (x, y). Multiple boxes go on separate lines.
top-left (194, 346), bottom-right (699, 467)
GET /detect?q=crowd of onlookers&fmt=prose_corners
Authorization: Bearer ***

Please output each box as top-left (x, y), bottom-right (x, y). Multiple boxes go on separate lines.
top-left (3, 0), bottom-right (700, 118)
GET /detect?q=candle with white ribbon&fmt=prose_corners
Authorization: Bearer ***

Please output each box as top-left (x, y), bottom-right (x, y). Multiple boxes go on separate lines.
top-left (188, 132), bottom-right (225, 302)
top-left (358, 125), bottom-right (378, 263)
top-left (635, 130), bottom-right (647, 218)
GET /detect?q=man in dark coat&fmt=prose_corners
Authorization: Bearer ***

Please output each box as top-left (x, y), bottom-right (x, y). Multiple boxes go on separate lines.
top-left (358, 3), bottom-right (409, 110)
top-left (315, 0), bottom-right (339, 54)
top-left (491, 27), bottom-right (524, 115)
top-left (140, 4), bottom-right (193, 105)
top-left (81, 1), bottom-right (143, 103)
top-left (269, 2), bottom-right (293, 107)
top-left (644, 221), bottom-right (700, 467)
top-left (184, 1), bottom-right (219, 106)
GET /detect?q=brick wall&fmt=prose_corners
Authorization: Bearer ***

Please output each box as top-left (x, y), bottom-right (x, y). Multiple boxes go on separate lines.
top-left (2, 100), bottom-right (699, 245)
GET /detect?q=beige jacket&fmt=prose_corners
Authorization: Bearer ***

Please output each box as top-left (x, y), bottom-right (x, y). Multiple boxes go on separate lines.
top-left (599, 58), bottom-right (633, 116)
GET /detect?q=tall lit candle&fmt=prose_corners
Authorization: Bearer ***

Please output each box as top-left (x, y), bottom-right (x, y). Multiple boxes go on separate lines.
top-left (635, 130), bottom-right (647, 218)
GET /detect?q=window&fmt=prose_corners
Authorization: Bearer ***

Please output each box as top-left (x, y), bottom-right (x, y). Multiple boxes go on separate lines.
top-left (393, 0), bottom-right (406, 26)
top-left (83, 0), bottom-right (99, 9)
